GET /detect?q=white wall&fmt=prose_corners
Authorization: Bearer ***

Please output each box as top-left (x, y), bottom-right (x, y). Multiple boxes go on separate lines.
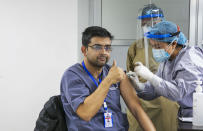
top-left (78, 0), bottom-right (90, 61)
top-left (0, 0), bottom-right (78, 131)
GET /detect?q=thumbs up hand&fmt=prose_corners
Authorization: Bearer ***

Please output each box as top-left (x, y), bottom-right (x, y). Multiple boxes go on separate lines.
top-left (112, 60), bottom-right (116, 67)
top-left (107, 60), bottom-right (125, 84)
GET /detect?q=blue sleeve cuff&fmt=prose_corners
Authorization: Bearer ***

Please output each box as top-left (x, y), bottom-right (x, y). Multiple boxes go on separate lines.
top-left (71, 96), bottom-right (86, 112)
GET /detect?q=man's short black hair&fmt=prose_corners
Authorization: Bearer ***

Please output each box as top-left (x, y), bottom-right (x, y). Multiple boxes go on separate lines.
top-left (82, 26), bottom-right (113, 47)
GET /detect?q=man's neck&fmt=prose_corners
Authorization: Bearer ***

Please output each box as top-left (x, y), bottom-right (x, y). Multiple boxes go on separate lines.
top-left (82, 59), bottom-right (103, 79)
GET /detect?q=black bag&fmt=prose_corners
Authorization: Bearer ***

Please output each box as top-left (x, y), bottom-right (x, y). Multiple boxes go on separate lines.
top-left (34, 95), bottom-right (67, 131)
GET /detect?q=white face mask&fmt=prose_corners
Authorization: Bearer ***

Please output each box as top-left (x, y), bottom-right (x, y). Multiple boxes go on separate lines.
top-left (152, 37), bottom-right (178, 63)
top-left (152, 48), bottom-right (170, 63)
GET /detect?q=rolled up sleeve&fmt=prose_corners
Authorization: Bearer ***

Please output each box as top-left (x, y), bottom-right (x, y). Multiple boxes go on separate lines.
top-left (61, 71), bottom-right (90, 112)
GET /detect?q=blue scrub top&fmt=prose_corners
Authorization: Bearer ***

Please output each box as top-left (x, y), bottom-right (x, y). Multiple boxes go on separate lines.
top-left (60, 63), bottom-right (128, 131)
top-left (137, 46), bottom-right (203, 117)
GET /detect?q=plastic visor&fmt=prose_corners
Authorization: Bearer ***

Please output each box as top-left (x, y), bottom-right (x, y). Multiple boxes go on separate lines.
top-left (138, 14), bottom-right (164, 19)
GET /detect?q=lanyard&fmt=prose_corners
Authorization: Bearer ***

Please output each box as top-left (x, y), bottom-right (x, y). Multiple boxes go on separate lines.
top-left (82, 61), bottom-right (108, 112)
top-left (82, 61), bottom-right (102, 86)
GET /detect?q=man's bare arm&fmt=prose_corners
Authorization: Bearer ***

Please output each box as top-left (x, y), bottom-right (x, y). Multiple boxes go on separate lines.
top-left (120, 75), bottom-right (156, 131)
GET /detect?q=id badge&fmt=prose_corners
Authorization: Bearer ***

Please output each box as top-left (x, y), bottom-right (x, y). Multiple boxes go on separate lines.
top-left (104, 112), bottom-right (113, 128)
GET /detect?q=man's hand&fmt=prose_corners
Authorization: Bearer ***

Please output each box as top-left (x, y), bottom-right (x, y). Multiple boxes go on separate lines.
top-left (107, 60), bottom-right (125, 84)
top-left (134, 62), bottom-right (154, 81)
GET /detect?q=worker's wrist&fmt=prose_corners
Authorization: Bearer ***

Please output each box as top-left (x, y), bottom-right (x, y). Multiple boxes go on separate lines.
top-left (149, 75), bottom-right (162, 87)
top-left (149, 73), bottom-right (155, 81)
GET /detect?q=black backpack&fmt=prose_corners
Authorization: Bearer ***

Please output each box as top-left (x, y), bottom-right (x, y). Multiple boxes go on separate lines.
top-left (34, 95), bottom-right (67, 131)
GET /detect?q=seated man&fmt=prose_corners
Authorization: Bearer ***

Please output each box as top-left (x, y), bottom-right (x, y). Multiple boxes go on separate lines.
top-left (60, 26), bottom-right (155, 131)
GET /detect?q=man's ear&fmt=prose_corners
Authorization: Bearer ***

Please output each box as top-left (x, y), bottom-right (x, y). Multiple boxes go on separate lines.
top-left (81, 46), bottom-right (87, 56)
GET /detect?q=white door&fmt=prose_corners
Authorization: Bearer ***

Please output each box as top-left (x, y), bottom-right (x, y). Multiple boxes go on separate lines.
top-left (198, 0), bottom-right (203, 48)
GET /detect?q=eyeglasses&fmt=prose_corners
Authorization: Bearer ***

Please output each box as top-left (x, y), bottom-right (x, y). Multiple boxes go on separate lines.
top-left (88, 44), bottom-right (112, 52)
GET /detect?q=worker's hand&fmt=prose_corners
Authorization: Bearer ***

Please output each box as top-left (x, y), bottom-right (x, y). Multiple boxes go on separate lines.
top-left (127, 71), bottom-right (145, 91)
top-left (134, 62), bottom-right (154, 81)
top-left (126, 71), bottom-right (139, 84)
top-left (107, 60), bottom-right (125, 84)
top-left (127, 71), bottom-right (139, 86)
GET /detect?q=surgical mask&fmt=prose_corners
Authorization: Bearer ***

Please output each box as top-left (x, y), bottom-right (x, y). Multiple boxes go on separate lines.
top-left (152, 48), bottom-right (170, 63)
top-left (152, 38), bottom-right (177, 63)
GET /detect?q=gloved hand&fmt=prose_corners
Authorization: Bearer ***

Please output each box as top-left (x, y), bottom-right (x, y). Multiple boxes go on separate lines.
top-left (126, 71), bottom-right (137, 78)
top-left (134, 62), bottom-right (154, 81)
top-left (134, 62), bottom-right (162, 87)
top-left (126, 71), bottom-right (145, 91)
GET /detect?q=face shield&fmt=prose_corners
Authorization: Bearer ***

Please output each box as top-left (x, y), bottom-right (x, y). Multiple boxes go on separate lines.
top-left (136, 4), bottom-right (164, 68)
top-left (136, 5), bottom-right (164, 40)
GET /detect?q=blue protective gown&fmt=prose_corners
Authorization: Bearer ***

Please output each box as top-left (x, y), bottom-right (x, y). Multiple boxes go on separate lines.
top-left (137, 46), bottom-right (203, 117)
top-left (60, 63), bottom-right (128, 131)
